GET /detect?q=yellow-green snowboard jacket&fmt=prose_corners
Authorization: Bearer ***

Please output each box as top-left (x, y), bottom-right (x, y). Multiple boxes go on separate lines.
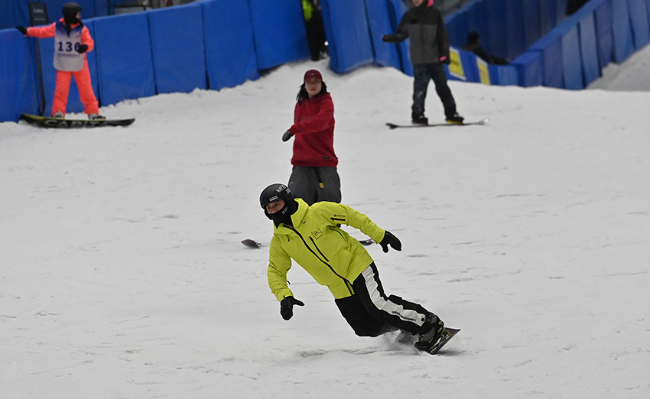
top-left (268, 198), bottom-right (387, 301)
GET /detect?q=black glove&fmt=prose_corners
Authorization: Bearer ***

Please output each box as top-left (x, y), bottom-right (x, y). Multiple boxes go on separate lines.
top-left (77, 44), bottom-right (88, 54)
top-left (379, 231), bottom-right (402, 253)
top-left (280, 296), bottom-right (304, 320)
top-left (382, 34), bottom-right (395, 43)
top-left (17, 26), bottom-right (27, 35)
top-left (282, 131), bottom-right (293, 142)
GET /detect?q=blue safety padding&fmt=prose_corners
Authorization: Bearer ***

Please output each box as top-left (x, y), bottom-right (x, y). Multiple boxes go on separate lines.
top-left (466, 0), bottom-right (489, 44)
top-left (628, 0), bottom-right (650, 49)
top-left (505, 0), bottom-right (525, 59)
top-left (320, 0), bottom-right (374, 73)
top-left (488, 64), bottom-right (519, 86)
top-left (611, 0), bottom-right (635, 62)
top-left (35, 21), bottom-right (100, 116)
top-left (386, 0), bottom-right (413, 76)
top-left (560, 24), bottom-right (584, 89)
top-left (594, 0), bottom-right (613, 70)
top-left (364, 0), bottom-right (401, 69)
top-left (249, 0), bottom-right (310, 70)
top-left (540, 0), bottom-right (559, 35)
top-left (93, 13), bottom-right (155, 106)
top-left (202, 0), bottom-right (259, 91)
top-left (446, 10), bottom-right (469, 48)
top-left (0, 30), bottom-right (39, 122)
top-left (148, 4), bottom-right (207, 94)
top-left (484, 0), bottom-right (508, 59)
top-left (529, 31), bottom-right (564, 88)
top-left (511, 51), bottom-right (543, 87)
top-left (578, 11), bottom-right (601, 86)
top-left (522, 0), bottom-right (542, 49)
top-left (457, 48), bottom-right (481, 83)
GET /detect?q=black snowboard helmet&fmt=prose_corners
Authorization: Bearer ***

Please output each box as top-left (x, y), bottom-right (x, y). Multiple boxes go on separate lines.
top-left (259, 184), bottom-right (298, 225)
top-left (62, 3), bottom-right (82, 25)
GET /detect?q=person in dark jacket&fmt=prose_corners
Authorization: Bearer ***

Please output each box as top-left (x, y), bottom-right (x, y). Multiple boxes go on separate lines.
top-left (383, 0), bottom-right (463, 125)
top-left (281, 69), bottom-right (341, 205)
top-left (463, 32), bottom-right (508, 65)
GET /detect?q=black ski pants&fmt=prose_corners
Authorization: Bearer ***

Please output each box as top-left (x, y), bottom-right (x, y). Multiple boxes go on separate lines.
top-left (335, 263), bottom-right (431, 337)
top-left (412, 63), bottom-right (457, 119)
top-left (288, 166), bottom-right (341, 206)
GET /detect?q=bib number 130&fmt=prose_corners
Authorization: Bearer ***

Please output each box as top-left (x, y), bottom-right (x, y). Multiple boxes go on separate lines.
top-left (57, 41), bottom-right (80, 52)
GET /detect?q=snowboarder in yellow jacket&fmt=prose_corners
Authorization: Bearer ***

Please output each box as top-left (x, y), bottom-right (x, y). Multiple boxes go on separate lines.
top-left (260, 183), bottom-right (446, 352)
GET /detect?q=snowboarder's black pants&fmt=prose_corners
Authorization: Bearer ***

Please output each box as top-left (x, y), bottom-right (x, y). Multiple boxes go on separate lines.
top-left (412, 63), bottom-right (457, 119)
top-left (335, 263), bottom-right (430, 337)
top-left (288, 166), bottom-right (341, 206)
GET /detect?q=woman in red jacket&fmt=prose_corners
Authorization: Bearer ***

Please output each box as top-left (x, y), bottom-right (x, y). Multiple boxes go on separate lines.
top-left (18, 3), bottom-right (104, 120)
top-left (281, 69), bottom-right (341, 204)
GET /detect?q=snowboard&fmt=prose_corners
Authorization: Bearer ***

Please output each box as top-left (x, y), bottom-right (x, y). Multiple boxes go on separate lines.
top-left (241, 237), bottom-right (374, 249)
top-left (418, 327), bottom-right (461, 355)
top-left (386, 118), bottom-right (489, 129)
top-left (21, 113), bottom-right (135, 128)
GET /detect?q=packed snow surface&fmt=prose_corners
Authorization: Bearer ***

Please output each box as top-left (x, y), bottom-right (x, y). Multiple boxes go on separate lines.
top-left (1, 55), bottom-right (649, 398)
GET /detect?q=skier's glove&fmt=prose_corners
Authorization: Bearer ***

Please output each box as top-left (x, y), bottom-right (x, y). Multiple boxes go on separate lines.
top-left (17, 26), bottom-right (27, 35)
top-left (282, 131), bottom-right (293, 142)
top-left (379, 231), bottom-right (402, 253)
top-left (77, 44), bottom-right (88, 54)
top-left (280, 296), bottom-right (304, 320)
top-left (440, 56), bottom-right (451, 65)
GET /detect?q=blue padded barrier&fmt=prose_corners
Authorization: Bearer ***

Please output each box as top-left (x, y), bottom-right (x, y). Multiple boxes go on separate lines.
top-left (446, 10), bottom-right (469, 48)
top-left (364, 0), bottom-right (401, 69)
top-left (320, 0), bottom-right (374, 73)
top-left (611, 0), bottom-right (635, 62)
top-left (488, 64), bottom-right (519, 86)
top-left (0, 29), bottom-right (39, 122)
top-left (148, 4), bottom-right (206, 95)
top-left (35, 21), bottom-right (100, 115)
top-left (249, 0), bottom-right (310, 70)
top-left (511, 51), bottom-right (543, 87)
top-left (540, 0), bottom-right (560, 35)
top-left (202, 0), bottom-right (259, 91)
top-left (522, 0), bottom-right (542, 49)
top-left (594, 0), bottom-right (614, 70)
top-left (466, 0), bottom-right (488, 44)
top-left (560, 24), bottom-right (584, 89)
top-left (529, 31), bottom-right (564, 88)
top-left (94, 13), bottom-right (155, 106)
top-left (505, 0), bottom-right (525, 59)
top-left (483, 0), bottom-right (508, 59)
top-left (628, 0), bottom-right (650, 49)
top-left (386, 0), bottom-right (413, 76)
top-left (577, 11), bottom-right (601, 86)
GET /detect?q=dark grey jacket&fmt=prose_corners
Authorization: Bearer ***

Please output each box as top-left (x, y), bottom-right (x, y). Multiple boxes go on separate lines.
top-left (383, 4), bottom-right (450, 65)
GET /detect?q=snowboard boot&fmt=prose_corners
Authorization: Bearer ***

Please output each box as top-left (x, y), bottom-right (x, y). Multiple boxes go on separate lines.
top-left (89, 114), bottom-right (106, 120)
top-left (53, 111), bottom-right (64, 119)
top-left (414, 313), bottom-right (445, 352)
top-left (412, 114), bottom-right (428, 125)
top-left (445, 113), bottom-right (464, 124)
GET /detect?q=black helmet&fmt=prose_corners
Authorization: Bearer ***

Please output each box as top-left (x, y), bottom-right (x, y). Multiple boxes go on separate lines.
top-left (259, 183), bottom-right (293, 209)
top-left (260, 184), bottom-right (298, 225)
top-left (62, 3), bottom-right (82, 24)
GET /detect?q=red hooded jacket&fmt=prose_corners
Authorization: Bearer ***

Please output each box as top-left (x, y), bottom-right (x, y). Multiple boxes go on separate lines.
top-left (288, 93), bottom-right (338, 169)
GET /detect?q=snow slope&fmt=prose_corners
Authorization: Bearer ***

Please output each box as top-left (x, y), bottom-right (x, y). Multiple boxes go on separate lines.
top-left (1, 59), bottom-right (649, 398)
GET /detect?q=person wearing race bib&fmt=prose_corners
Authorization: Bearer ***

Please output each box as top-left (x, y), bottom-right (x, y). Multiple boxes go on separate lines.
top-left (17, 3), bottom-right (104, 120)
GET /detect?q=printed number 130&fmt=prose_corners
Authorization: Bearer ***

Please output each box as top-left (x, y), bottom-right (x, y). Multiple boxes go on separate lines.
top-left (57, 41), bottom-right (79, 52)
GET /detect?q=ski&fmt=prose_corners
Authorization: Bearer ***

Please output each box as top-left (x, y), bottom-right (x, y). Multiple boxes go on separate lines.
top-left (420, 327), bottom-right (461, 355)
top-left (386, 118), bottom-right (489, 129)
top-left (21, 113), bottom-right (135, 128)
top-left (241, 239), bottom-right (263, 249)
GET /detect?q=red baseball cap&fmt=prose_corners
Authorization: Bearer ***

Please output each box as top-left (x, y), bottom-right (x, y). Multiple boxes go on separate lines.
top-left (304, 69), bottom-right (323, 82)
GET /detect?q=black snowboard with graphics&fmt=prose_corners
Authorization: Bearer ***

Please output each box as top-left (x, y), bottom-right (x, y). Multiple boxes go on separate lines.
top-left (21, 114), bottom-right (135, 128)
